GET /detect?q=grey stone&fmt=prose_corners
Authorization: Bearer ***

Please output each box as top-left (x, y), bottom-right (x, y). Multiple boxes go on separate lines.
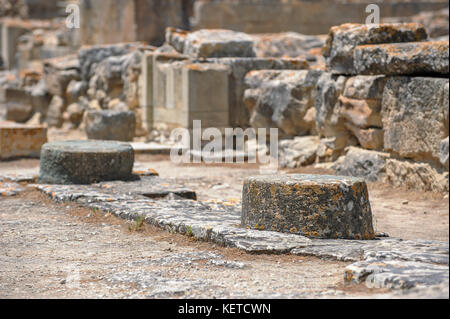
top-left (78, 43), bottom-right (141, 81)
top-left (38, 140), bottom-right (135, 185)
top-left (354, 41), bottom-right (449, 76)
top-left (85, 110), bottom-right (136, 142)
top-left (440, 137), bottom-right (449, 170)
top-left (385, 158), bottom-right (449, 193)
top-left (382, 77), bottom-right (449, 164)
top-left (207, 57), bottom-right (310, 128)
top-left (182, 29), bottom-right (256, 58)
top-left (343, 75), bottom-right (387, 100)
top-left (334, 147), bottom-right (390, 182)
top-left (323, 23), bottom-right (428, 75)
top-left (279, 136), bottom-right (320, 168)
top-left (43, 55), bottom-right (80, 97)
top-left (345, 259), bottom-right (449, 290)
top-left (241, 174), bottom-right (375, 240)
top-left (45, 95), bottom-right (65, 128)
top-left (244, 70), bottom-right (322, 137)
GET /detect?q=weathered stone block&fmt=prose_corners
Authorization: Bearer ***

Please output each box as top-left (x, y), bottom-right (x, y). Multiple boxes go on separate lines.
top-left (244, 69), bottom-right (322, 137)
top-left (345, 123), bottom-right (384, 151)
top-left (140, 51), bottom-right (155, 131)
top-left (207, 57), bottom-right (309, 127)
top-left (43, 55), bottom-right (80, 97)
top-left (38, 140), bottom-right (134, 185)
top-left (354, 41), bottom-right (449, 76)
top-left (0, 87), bottom-right (33, 123)
top-left (323, 23), bottom-right (428, 75)
top-left (343, 75), bottom-right (387, 100)
top-left (440, 137), bottom-right (449, 170)
top-left (242, 174), bottom-right (375, 240)
top-left (279, 136), bottom-right (320, 169)
top-left (152, 53), bottom-right (189, 110)
top-left (382, 77), bottom-right (449, 163)
top-left (182, 29), bottom-right (256, 58)
top-left (0, 122), bottom-right (47, 160)
top-left (334, 147), bottom-right (390, 182)
top-left (385, 158), bottom-right (449, 193)
top-left (85, 110), bottom-right (136, 142)
top-left (338, 96), bottom-right (382, 129)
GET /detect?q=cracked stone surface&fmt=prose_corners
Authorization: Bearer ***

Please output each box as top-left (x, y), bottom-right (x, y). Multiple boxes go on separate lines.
top-left (32, 175), bottom-right (449, 294)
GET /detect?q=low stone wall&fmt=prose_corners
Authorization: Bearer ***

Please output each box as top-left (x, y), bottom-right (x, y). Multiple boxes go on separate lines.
top-left (244, 23), bottom-right (449, 192)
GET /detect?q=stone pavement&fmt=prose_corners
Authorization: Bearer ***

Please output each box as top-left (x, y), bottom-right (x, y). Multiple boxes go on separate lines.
top-left (32, 175), bottom-right (449, 295)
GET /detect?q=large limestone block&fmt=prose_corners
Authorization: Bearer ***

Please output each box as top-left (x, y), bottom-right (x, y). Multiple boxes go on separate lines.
top-left (181, 29), bottom-right (256, 58)
top-left (244, 69), bottom-right (322, 137)
top-left (0, 87), bottom-right (33, 123)
top-left (43, 55), bottom-right (80, 97)
top-left (152, 53), bottom-right (189, 110)
top-left (206, 57), bottom-right (310, 127)
top-left (338, 96), bottom-right (382, 129)
top-left (242, 174), bottom-right (375, 240)
top-left (385, 158), bottom-right (449, 193)
top-left (343, 75), bottom-right (387, 100)
top-left (85, 110), bottom-right (136, 142)
top-left (181, 63), bottom-right (231, 128)
top-left (354, 41), bottom-right (449, 76)
top-left (0, 122), bottom-right (47, 160)
top-left (323, 23), bottom-right (428, 75)
top-left (382, 77), bottom-right (449, 163)
top-left (279, 136), bottom-right (320, 169)
top-left (38, 140), bottom-right (134, 185)
top-left (334, 147), bottom-right (390, 182)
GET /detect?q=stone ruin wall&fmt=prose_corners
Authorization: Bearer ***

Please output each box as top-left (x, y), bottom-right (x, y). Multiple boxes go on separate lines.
top-left (0, 0), bottom-right (449, 193)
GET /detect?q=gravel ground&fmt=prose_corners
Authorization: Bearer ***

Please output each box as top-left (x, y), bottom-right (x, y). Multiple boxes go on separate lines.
top-left (0, 190), bottom-right (374, 299)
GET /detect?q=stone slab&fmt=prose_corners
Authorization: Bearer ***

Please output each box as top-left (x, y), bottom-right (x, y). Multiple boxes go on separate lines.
top-left (85, 110), bottom-right (136, 142)
top-left (323, 23), bottom-right (428, 75)
top-left (0, 122), bottom-right (47, 160)
top-left (381, 76), bottom-right (449, 164)
top-left (33, 176), bottom-right (449, 292)
top-left (354, 41), bottom-right (449, 76)
top-left (38, 140), bottom-right (135, 185)
top-left (241, 174), bottom-right (375, 239)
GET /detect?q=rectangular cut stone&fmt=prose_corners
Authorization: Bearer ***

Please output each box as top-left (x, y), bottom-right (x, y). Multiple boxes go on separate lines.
top-left (0, 122), bottom-right (48, 160)
top-left (323, 23), bottom-right (428, 75)
top-left (382, 77), bottom-right (449, 164)
top-left (206, 57), bottom-right (309, 127)
top-left (182, 63), bottom-right (230, 128)
top-left (140, 51), bottom-right (155, 131)
top-left (1, 19), bottom-right (32, 70)
top-left (242, 174), bottom-right (375, 240)
top-left (343, 75), bottom-right (387, 100)
top-left (43, 55), bottom-right (80, 97)
top-left (182, 29), bottom-right (256, 58)
top-left (152, 53), bottom-right (189, 111)
top-left (244, 69), bottom-right (323, 137)
top-left (354, 41), bottom-right (449, 75)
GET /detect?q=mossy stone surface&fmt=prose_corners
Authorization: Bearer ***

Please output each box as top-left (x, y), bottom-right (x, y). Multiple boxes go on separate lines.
top-left (242, 174), bottom-right (375, 240)
top-left (39, 140), bottom-right (134, 185)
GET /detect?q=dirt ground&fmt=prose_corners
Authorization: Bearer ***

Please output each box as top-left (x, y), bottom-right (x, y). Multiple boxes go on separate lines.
top-left (0, 151), bottom-right (448, 299)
